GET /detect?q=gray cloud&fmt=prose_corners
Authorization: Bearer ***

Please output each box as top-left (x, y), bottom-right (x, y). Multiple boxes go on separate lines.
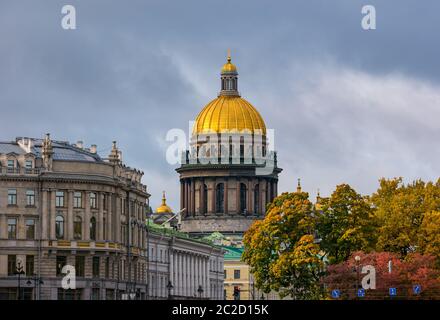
top-left (0, 0), bottom-right (439, 209)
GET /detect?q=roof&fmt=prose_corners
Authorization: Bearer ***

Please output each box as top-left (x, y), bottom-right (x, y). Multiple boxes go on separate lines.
top-left (0, 138), bottom-right (103, 163)
top-left (223, 246), bottom-right (244, 261)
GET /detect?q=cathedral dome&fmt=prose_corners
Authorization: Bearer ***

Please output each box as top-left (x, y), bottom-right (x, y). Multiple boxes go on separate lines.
top-left (156, 191), bottom-right (173, 214)
top-left (193, 96), bottom-right (266, 135)
top-left (193, 52), bottom-right (266, 135)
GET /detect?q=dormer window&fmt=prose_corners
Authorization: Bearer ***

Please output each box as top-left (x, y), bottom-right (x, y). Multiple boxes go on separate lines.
top-left (25, 160), bottom-right (33, 169)
top-left (7, 159), bottom-right (15, 168)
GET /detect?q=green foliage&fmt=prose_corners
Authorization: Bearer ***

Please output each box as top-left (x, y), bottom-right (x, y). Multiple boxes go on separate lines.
top-left (242, 191), bottom-right (325, 299)
top-left (317, 184), bottom-right (377, 264)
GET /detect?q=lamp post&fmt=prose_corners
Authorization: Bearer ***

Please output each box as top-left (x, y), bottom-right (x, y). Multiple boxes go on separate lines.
top-left (198, 285), bottom-right (204, 299)
top-left (26, 273), bottom-right (44, 300)
top-left (15, 260), bottom-right (25, 300)
top-left (167, 280), bottom-right (174, 300)
top-left (355, 255), bottom-right (361, 299)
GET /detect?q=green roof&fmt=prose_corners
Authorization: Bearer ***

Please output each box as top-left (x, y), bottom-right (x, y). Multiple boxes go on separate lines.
top-left (223, 246), bottom-right (244, 261)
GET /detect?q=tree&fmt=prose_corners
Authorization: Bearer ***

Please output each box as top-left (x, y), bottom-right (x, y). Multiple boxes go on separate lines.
top-left (317, 184), bottom-right (377, 264)
top-left (322, 251), bottom-right (440, 299)
top-left (242, 191), bottom-right (324, 299)
top-left (371, 178), bottom-right (440, 256)
top-left (418, 211), bottom-right (440, 260)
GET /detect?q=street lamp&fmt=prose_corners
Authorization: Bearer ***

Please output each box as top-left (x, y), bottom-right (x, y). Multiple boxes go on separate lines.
top-left (355, 255), bottom-right (361, 299)
top-left (14, 260), bottom-right (25, 300)
top-left (167, 280), bottom-right (174, 300)
top-left (26, 273), bottom-right (44, 300)
top-left (197, 285), bottom-right (204, 299)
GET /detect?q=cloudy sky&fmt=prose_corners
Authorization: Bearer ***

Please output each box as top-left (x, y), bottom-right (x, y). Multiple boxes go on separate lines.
top-left (1, 0), bottom-right (440, 210)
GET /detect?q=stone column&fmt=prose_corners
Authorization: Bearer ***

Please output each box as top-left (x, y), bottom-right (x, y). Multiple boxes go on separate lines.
top-left (224, 179), bottom-right (228, 214)
top-left (67, 190), bottom-right (74, 240)
top-left (236, 179), bottom-right (240, 214)
top-left (180, 181), bottom-right (184, 212)
top-left (41, 190), bottom-right (48, 239)
top-left (200, 179), bottom-right (204, 215)
top-left (98, 193), bottom-right (104, 241)
top-left (107, 193), bottom-right (112, 241)
top-left (248, 180), bottom-right (252, 214)
top-left (185, 254), bottom-right (188, 297)
top-left (115, 195), bottom-right (121, 243)
top-left (169, 250), bottom-right (174, 295)
top-left (206, 259), bottom-right (210, 299)
top-left (49, 190), bottom-right (56, 239)
top-left (183, 181), bottom-right (188, 216)
top-left (84, 192), bottom-right (90, 240)
top-left (191, 181), bottom-right (195, 216)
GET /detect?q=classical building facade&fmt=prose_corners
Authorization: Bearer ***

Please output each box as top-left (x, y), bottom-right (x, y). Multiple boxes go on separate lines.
top-left (146, 224), bottom-right (224, 300)
top-left (177, 54), bottom-right (282, 237)
top-left (0, 135), bottom-right (150, 300)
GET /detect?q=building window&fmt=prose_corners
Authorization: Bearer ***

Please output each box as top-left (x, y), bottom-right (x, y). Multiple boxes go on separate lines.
top-left (26, 256), bottom-right (34, 276)
top-left (90, 217), bottom-right (97, 241)
top-left (234, 269), bottom-right (241, 279)
top-left (26, 190), bottom-right (35, 206)
top-left (7, 255), bottom-right (16, 276)
top-left (56, 256), bottom-right (67, 276)
top-left (254, 184), bottom-right (259, 214)
top-left (91, 288), bottom-right (100, 300)
top-left (55, 215), bottom-right (64, 239)
top-left (215, 183), bottom-right (224, 213)
top-left (7, 159), bottom-right (15, 168)
top-left (240, 183), bottom-right (247, 213)
top-left (55, 191), bottom-right (65, 207)
top-left (90, 192), bottom-right (97, 209)
top-left (73, 192), bottom-right (82, 208)
top-left (224, 270), bottom-right (227, 279)
top-left (8, 189), bottom-right (17, 205)
top-left (74, 216), bottom-right (82, 240)
top-left (105, 257), bottom-right (110, 279)
top-left (75, 256), bottom-right (85, 277)
top-left (92, 256), bottom-right (100, 278)
top-left (25, 160), bottom-right (33, 169)
top-left (7, 218), bottom-right (17, 239)
top-left (25, 219), bottom-right (35, 240)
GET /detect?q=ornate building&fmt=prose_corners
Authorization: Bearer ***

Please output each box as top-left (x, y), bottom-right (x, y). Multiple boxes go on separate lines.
top-left (0, 135), bottom-right (150, 300)
top-left (177, 54), bottom-right (282, 237)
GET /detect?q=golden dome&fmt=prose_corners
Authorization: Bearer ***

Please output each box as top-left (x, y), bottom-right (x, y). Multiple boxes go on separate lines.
top-left (193, 96), bottom-right (267, 135)
top-left (156, 191), bottom-right (173, 214)
top-left (221, 49), bottom-right (237, 73)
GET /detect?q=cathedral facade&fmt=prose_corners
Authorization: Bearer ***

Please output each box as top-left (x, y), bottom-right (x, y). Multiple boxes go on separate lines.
top-left (177, 54), bottom-right (282, 237)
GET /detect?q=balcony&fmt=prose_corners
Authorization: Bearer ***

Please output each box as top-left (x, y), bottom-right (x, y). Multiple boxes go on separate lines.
top-left (0, 167), bottom-right (41, 176)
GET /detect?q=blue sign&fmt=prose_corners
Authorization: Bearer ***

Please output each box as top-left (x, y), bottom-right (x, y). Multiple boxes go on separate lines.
top-left (331, 289), bottom-right (340, 299)
top-left (413, 285), bottom-right (421, 295)
top-left (357, 289), bottom-right (365, 298)
top-left (389, 288), bottom-right (397, 296)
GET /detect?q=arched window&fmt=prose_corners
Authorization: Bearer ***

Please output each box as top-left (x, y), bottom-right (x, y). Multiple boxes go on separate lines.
top-left (203, 184), bottom-right (208, 214)
top-left (254, 184), bottom-right (260, 214)
top-left (55, 215), bottom-right (64, 239)
top-left (240, 183), bottom-right (247, 213)
top-left (215, 183), bottom-right (224, 213)
top-left (74, 216), bottom-right (82, 240)
top-left (90, 217), bottom-right (97, 241)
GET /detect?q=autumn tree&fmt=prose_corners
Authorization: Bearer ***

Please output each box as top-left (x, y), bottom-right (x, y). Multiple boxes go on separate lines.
top-left (317, 184), bottom-right (377, 264)
top-left (322, 251), bottom-right (440, 299)
top-left (242, 191), bottom-right (325, 299)
top-left (371, 178), bottom-right (440, 256)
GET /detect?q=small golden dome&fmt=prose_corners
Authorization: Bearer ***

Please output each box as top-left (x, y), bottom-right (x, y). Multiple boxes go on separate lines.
top-left (221, 50), bottom-right (237, 73)
top-left (156, 191), bottom-right (173, 214)
top-left (193, 96), bottom-right (266, 135)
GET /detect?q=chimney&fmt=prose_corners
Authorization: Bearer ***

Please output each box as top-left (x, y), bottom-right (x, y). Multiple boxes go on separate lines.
top-left (76, 141), bottom-right (83, 149)
top-left (90, 144), bottom-right (97, 154)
